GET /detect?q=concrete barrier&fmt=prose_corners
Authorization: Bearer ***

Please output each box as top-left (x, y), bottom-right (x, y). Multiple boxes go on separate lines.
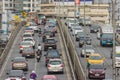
top-left (0, 21), bottom-right (25, 69)
top-left (57, 19), bottom-right (86, 80)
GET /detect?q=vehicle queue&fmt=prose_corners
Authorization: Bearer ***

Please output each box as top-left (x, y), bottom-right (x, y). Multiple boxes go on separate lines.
top-left (4, 18), bottom-right (65, 80)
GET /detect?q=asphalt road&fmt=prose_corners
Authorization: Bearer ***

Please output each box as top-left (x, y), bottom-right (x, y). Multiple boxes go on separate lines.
top-left (0, 24), bottom-right (69, 80)
top-left (66, 22), bottom-right (120, 80)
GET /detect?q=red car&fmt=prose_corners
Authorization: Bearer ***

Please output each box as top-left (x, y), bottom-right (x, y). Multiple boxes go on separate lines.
top-left (88, 64), bottom-right (106, 79)
top-left (41, 75), bottom-right (58, 80)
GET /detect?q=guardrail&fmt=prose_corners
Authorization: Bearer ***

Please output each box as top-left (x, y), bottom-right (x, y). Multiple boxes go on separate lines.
top-left (57, 19), bottom-right (76, 80)
top-left (57, 19), bottom-right (86, 80)
top-left (0, 21), bottom-right (25, 69)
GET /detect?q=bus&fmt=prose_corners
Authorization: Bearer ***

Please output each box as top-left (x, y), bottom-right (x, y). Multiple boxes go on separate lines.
top-left (98, 24), bottom-right (113, 46)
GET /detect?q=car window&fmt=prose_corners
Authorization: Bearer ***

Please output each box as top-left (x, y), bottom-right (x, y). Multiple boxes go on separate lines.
top-left (14, 57), bottom-right (26, 62)
top-left (23, 34), bottom-right (32, 37)
top-left (9, 70), bottom-right (23, 77)
top-left (47, 51), bottom-right (59, 57)
top-left (90, 64), bottom-right (104, 69)
top-left (115, 54), bottom-right (120, 57)
top-left (23, 47), bottom-right (33, 51)
top-left (89, 55), bottom-right (102, 60)
top-left (50, 61), bottom-right (61, 65)
top-left (25, 28), bottom-right (33, 30)
top-left (47, 39), bottom-right (55, 43)
top-left (21, 42), bottom-right (32, 45)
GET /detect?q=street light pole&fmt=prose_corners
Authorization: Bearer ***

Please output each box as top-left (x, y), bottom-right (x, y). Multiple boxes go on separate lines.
top-left (83, 0), bottom-right (87, 80)
top-left (112, 0), bottom-right (116, 80)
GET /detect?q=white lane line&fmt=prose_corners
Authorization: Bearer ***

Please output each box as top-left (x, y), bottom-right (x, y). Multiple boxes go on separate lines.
top-left (0, 27), bottom-right (23, 78)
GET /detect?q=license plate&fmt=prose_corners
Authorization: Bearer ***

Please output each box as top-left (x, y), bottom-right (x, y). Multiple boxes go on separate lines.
top-left (27, 55), bottom-right (30, 56)
top-left (95, 74), bottom-right (99, 76)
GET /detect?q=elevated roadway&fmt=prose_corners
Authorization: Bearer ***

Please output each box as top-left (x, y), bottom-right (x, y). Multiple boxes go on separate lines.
top-left (0, 23), bottom-right (71, 80)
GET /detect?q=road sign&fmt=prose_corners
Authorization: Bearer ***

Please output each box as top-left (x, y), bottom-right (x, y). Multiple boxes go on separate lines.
top-left (14, 15), bottom-right (19, 20)
top-left (22, 12), bottom-right (27, 18)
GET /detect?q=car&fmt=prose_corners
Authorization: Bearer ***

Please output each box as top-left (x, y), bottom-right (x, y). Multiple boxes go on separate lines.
top-left (41, 75), bottom-right (58, 80)
top-left (42, 30), bottom-right (54, 42)
top-left (24, 27), bottom-right (34, 36)
top-left (88, 64), bottom-right (106, 79)
top-left (90, 24), bottom-right (100, 33)
top-left (72, 26), bottom-right (83, 36)
top-left (22, 38), bottom-right (35, 49)
top-left (29, 25), bottom-right (39, 33)
top-left (22, 32), bottom-right (33, 40)
top-left (86, 53), bottom-right (105, 67)
top-left (19, 41), bottom-right (33, 53)
top-left (5, 70), bottom-right (26, 80)
top-left (81, 45), bottom-right (95, 57)
top-left (44, 49), bottom-right (61, 66)
top-left (76, 32), bottom-right (84, 41)
top-left (21, 47), bottom-right (35, 58)
top-left (44, 38), bottom-right (57, 51)
top-left (70, 23), bottom-right (80, 31)
top-left (86, 36), bottom-right (92, 45)
top-left (47, 58), bottom-right (64, 74)
top-left (11, 57), bottom-right (28, 71)
top-left (78, 37), bottom-right (84, 48)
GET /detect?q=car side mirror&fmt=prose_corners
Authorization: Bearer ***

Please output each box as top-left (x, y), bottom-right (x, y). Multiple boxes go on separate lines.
top-left (44, 54), bottom-right (46, 56)
top-left (6, 72), bottom-right (9, 75)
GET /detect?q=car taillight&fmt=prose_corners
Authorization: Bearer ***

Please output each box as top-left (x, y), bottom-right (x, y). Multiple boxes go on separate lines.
top-left (102, 71), bottom-right (105, 74)
top-left (44, 44), bottom-right (46, 47)
top-left (47, 64), bottom-right (51, 67)
top-left (20, 46), bottom-right (23, 48)
top-left (61, 64), bottom-right (64, 67)
top-left (21, 77), bottom-right (26, 80)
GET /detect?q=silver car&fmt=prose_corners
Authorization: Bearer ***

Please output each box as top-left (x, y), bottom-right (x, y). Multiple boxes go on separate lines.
top-left (47, 59), bottom-right (64, 74)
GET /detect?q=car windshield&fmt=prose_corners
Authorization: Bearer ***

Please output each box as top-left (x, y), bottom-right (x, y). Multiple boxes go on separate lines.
top-left (115, 54), bottom-right (120, 57)
top-left (102, 33), bottom-right (113, 38)
top-left (25, 28), bottom-right (33, 30)
top-left (50, 61), bottom-right (61, 65)
top-left (90, 55), bottom-right (102, 60)
top-left (71, 24), bottom-right (79, 26)
top-left (23, 34), bottom-right (32, 37)
top-left (48, 50), bottom-right (59, 57)
top-left (86, 37), bottom-right (91, 41)
top-left (24, 38), bottom-right (33, 41)
top-left (21, 42), bottom-right (32, 45)
top-left (23, 47), bottom-right (33, 51)
top-left (86, 45), bottom-right (93, 49)
top-left (47, 39), bottom-right (55, 43)
top-left (91, 25), bottom-right (99, 29)
top-left (14, 57), bottom-right (26, 62)
top-left (9, 70), bottom-right (23, 77)
top-left (90, 64), bottom-right (104, 69)
top-left (44, 31), bottom-right (51, 35)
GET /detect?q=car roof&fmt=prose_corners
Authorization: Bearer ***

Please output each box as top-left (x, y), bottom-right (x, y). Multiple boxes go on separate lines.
top-left (90, 53), bottom-right (101, 56)
top-left (49, 58), bottom-right (62, 62)
top-left (42, 75), bottom-right (57, 79)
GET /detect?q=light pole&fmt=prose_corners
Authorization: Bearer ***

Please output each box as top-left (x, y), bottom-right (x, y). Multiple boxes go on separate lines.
top-left (83, 0), bottom-right (87, 80)
top-left (112, 0), bottom-right (117, 80)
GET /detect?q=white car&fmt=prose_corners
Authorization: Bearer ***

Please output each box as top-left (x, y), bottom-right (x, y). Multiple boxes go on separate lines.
top-left (24, 27), bottom-right (34, 36)
top-left (73, 26), bottom-right (83, 36)
top-left (19, 41), bottom-right (33, 53)
top-left (29, 25), bottom-right (39, 32)
top-left (22, 38), bottom-right (35, 47)
top-left (47, 58), bottom-right (64, 74)
top-left (22, 32), bottom-right (33, 40)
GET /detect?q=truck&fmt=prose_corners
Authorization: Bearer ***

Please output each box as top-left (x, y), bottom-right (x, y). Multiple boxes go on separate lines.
top-left (111, 46), bottom-right (120, 68)
top-left (98, 24), bottom-right (113, 46)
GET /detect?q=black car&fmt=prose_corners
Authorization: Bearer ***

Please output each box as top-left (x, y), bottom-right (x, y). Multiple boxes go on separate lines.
top-left (76, 32), bottom-right (84, 41)
top-left (44, 49), bottom-right (61, 66)
top-left (44, 38), bottom-right (57, 51)
top-left (90, 24), bottom-right (100, 33)
top-left (79, 37), bottom-right (84, 47)
top-left (6, 70), bottom-right (26, 80)
top-left (86, 36), bottom-right (92, 45)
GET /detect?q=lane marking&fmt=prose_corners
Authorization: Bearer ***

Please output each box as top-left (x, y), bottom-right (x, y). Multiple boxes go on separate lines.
top-left (57, 27), bottom-right (72, 80)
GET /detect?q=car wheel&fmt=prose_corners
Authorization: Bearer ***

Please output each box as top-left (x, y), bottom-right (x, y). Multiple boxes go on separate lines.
top-left (25, 68), bottom-right (28, 71)
top-left (81, 53), bottom-right (84, 57)
top-left (47, 71), bottom-right (50, 74)
top-left (61, 71), bottom-right (64, 74)
top-left (88, 74), bottom-right (91, 79)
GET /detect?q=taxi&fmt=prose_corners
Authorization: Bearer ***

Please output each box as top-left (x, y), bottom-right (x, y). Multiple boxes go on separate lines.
top-left (86, 53), bottom-right (105, 67)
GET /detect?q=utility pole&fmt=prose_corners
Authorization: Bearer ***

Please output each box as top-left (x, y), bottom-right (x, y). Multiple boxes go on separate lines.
top-left (83, 0), bottom-right (87, 80)
top-left (112, 0), bottom-right (116, 80)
